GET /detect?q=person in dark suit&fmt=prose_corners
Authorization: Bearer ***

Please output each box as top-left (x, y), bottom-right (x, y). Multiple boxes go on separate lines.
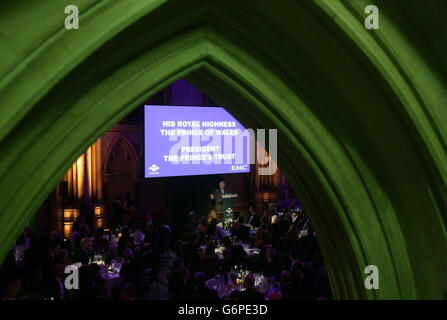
top-left (289, 247), bottom-right (301, 280)
top-left (192, 271), bottom-right (219, 300)
top-left (73, 238), bottom-right (94, 265)
top-left (119, 248), bottom-right (139, 278)
top-left (232, 217), bottom-right (250, 243)
top-left (210, 181), bottom-right (226, 222)
top-left (222, 237), bottom-right (247, 267)
top-left (136, 242), bottom-right (155, 272)
top-left (280, 270), bottom-right (300, 300)
top-left (43, 264), bottom-right (67, 300)
top-left (38, 241), bottom-right (60, 275)
top-left (262, 247), bottom-right (281, 278)
top-left (240, 273), bottom-right (264, 300)
top-left (247, 205), bottom-right (261, 227)
top-left (201, 241), bottom-right (221, 276)
top-left (169, 267), bottom-right (193, 300)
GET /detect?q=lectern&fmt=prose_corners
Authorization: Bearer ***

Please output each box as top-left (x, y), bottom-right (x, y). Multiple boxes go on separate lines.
top-left (222, 193), bottom-right (238, 222)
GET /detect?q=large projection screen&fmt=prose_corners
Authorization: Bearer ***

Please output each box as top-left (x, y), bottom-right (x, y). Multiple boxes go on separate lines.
top-left (144, 105), bottom-right (251, 178)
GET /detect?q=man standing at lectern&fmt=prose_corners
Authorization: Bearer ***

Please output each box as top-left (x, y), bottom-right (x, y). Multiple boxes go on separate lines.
top-left (210, 181), bottom-right (226, 223)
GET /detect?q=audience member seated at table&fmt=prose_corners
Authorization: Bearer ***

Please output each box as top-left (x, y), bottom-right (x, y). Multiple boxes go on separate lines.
top-left (262, 247), bottom-right (281, 278)
top-left (207, 218), bottom-right (218, 240)
top-left (132, 225), bottom-right (146, 245)
top-left (56, 248), bottom-right (70, 265)
top-left (136, 242), bottom-right (158, 282)
top-left (247, 205), bottom-right (261, 228)
top-left (191, 271), bottom-right (219, 301)
top-left (295, 261), bottom-right (316, 299)
top-left (185, 213), bottom-right (200, 233)
top-left (68, 231), bottom-right (81, 253)
top-left (240, 273), bottom-right (264, 300)
top-left (167, 258), bottom-right (184, 278)
top-left (43, 264), bottom-right (68, 300)
top-left (121, 283), bottom-right (137, 300)
top-left (296, 213), bottom-right (310, 232)
top-left (201, 241), bottom-right (221, 276)
top-left (73, 237), bottom-right (94, 265)
top-left (158, 218), bottom-right (172, 254)
top-left (72, 264), bottom-right (101, 300)
top-left (222, 237), bottom-right (247, 266)
top-left (196, 216), bottom-right (209, 234)
top-left (118, 227), bottom-right (133, 257)
top-left (144, 221), bottom-right (158, 252)
top-left (136, 242), bottom-right (155, 270)
top-left (167, 259), bottom-right (187, 292)
top-left (298, 231), bottom-right (318, 262)
top-left (231, 216), bottom-right (250, 243)
top-left (38, 241), bottom-right (60, 275)
top-left (286, 223), bottom-right (299, 244)
top-left (180, 232), bottom-right (202, 275)
top-left (1, 276), bottom-right (21, 300)
top-left (221, 249), bottom-right (234, 273)
top-left (39, 231), bottom-right (64, 253)
top-left (92, 228), bottom-right (109, 252)
top-left (169, 267), bottom-right (193, 300)
top-left (271, 214), bottom-right (279, 226)
top-left (280, 270), bottom-right (299, 300)
top-left (16, 226), bottom-right (42, 270)
top-left (207, 210), bottom-right (217, 222)
top-left (252, 234), bottom-right (271, 271)
top-left (23, 241), bottom-right (42, 270)
top-left (278, 213), bottom-right (292, 236)
top-left (120, 248), bottom-right (139, 278)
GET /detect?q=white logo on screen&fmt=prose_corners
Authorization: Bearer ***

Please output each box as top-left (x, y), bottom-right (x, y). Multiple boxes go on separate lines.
top-left (231, 165), bottom-right (247, 171)
top-left (148, 164), bottom-right (160, 174)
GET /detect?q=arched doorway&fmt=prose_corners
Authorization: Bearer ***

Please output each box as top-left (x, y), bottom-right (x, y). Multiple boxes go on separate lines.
top-left (1, 0), bottom-right (447, 299)
top-left (103, 137), bottom-right (139, 225)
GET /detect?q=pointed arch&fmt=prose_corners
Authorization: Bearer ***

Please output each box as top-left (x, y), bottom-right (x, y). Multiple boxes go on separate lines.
top-left (103, 136), bottom-right (140, 181)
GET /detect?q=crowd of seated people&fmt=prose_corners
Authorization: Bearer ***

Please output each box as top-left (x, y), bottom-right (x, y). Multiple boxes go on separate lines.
top-left (168, 202), bottom-right (332, 300)
top-left (0, 208), bottom-right (171, 300)
top-left (0, 200), bottom-right (331, 300)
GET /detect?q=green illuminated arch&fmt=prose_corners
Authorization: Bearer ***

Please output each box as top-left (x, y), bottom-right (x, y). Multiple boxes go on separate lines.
top-left (1, 0), bottom-right (446, 299)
